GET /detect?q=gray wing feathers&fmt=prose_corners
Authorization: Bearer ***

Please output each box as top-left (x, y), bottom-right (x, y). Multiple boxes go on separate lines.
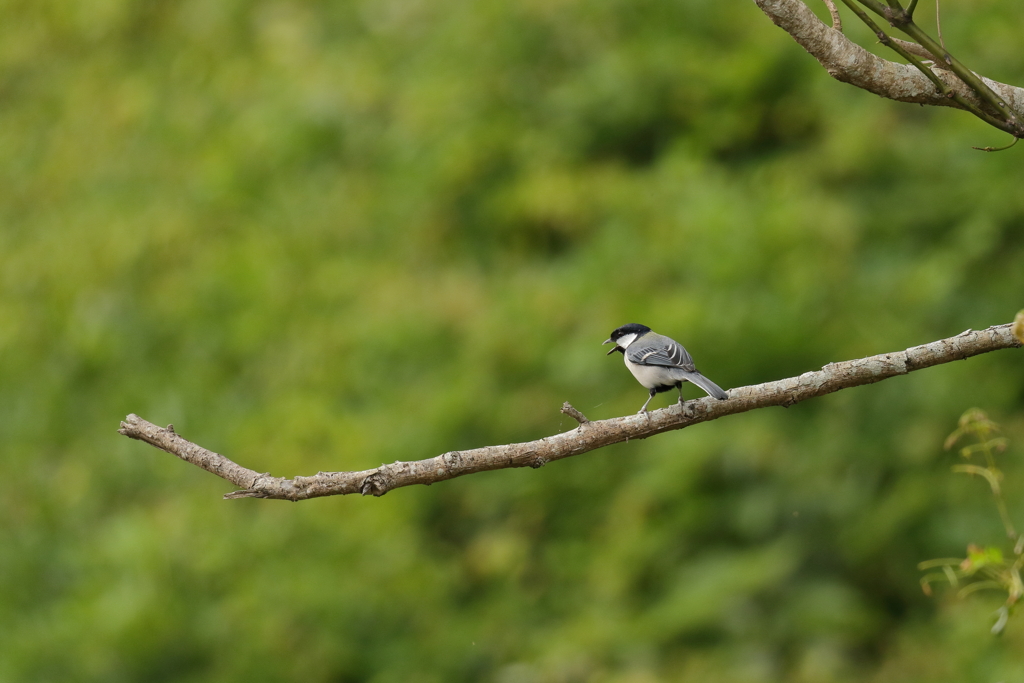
top-left (625, 334), bottom-right (695, 371)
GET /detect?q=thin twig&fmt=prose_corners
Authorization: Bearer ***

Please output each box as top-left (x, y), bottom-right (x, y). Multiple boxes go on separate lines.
top-left (973, 137), bottom-right (1019, 153)
top-left (561, 402), bottom-right (590, 426)
top-left (119, 323), bottom-right (1022, 501)
top-left (838, 0), bottom-right (1009, 131)
top-left (852, 0), bottom-right (1024, 134)
top-left (821, 0), bottom-right (843, 31)
top-left (891, 37), bottom-right (939, 62)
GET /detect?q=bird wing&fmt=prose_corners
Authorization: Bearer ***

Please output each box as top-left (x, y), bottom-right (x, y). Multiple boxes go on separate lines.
top-left (625, 335), bottom-right (696, 371)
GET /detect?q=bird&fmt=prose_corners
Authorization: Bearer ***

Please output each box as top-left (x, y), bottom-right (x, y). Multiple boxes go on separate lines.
top-left (604, 323), bottom-right (728, 413)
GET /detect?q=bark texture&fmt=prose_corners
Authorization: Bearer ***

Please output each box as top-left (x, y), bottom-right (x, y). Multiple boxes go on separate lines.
top-left (119, 323), bottom-right (1022, 501)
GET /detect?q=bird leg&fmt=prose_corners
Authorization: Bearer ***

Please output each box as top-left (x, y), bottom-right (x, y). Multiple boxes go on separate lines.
top-left (638, 389), bottom-right (656, 414)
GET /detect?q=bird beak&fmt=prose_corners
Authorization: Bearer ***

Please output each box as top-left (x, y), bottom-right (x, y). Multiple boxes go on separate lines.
top-left (603, 338), bottom-right (618, 355)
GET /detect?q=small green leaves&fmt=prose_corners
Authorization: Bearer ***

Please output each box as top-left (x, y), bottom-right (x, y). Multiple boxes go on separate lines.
top-left (920, 410), bottom-right (1023, 634)
top-left (962, 544), bottom-right (1005, 574)
top-left (943, 407), bottom-right (1000, 452)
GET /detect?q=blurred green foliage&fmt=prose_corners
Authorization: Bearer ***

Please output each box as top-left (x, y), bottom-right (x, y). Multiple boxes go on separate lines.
top-left (2, 0), bottom-right (1024, 681)
top-left (920, 409), bottom-right (1024, 635)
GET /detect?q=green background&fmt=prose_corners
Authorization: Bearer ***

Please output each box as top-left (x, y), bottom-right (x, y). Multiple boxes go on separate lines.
top-left (3, 0), bottom-right (1024, 680)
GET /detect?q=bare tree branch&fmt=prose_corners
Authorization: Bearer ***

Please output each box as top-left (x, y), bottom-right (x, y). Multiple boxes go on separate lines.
top-left (752, 0), bottom-right (1024, 126)
top-left (119, 323), bottom-right (1022, 501)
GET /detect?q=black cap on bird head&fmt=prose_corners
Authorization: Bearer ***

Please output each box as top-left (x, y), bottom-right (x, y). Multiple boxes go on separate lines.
top-left (603, 323), bottom-right (651, 354)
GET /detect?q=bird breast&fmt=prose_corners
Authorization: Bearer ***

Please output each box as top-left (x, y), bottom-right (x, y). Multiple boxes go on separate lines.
top-left (624, 356), bottom-right (683, 390)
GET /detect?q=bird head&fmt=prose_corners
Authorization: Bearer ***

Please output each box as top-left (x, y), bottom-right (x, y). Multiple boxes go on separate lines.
top-left (603, 323), bottom-right (651, 355)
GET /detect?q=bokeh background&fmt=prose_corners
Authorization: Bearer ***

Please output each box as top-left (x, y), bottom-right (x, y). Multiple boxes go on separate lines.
top-left (3, 0), bottom-right (1024, 680)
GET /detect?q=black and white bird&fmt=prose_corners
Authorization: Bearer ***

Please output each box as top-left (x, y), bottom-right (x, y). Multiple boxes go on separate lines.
top-left (604, 323), bottom-right (728, 413)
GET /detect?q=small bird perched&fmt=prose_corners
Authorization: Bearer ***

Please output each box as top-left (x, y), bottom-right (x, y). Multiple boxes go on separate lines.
top-left (604, 323), bottom-right (728, 413)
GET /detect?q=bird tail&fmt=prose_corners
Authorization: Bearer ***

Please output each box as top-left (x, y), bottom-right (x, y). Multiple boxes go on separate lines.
top-left (684, 372), bottom-right (728, 400)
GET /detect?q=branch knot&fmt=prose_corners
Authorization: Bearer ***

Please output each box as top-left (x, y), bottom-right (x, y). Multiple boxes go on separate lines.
top-left (360, 471), bottom-right (393, 497)
top-left (441, 451), bottom-right (463, 471)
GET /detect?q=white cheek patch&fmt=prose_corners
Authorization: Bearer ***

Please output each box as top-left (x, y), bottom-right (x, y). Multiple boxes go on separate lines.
top-left (616, 332), bottom-right (638, 349)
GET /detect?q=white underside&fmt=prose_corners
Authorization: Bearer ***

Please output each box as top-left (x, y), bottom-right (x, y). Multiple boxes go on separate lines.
top-left (624, 356), bottom-right (687, 390)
